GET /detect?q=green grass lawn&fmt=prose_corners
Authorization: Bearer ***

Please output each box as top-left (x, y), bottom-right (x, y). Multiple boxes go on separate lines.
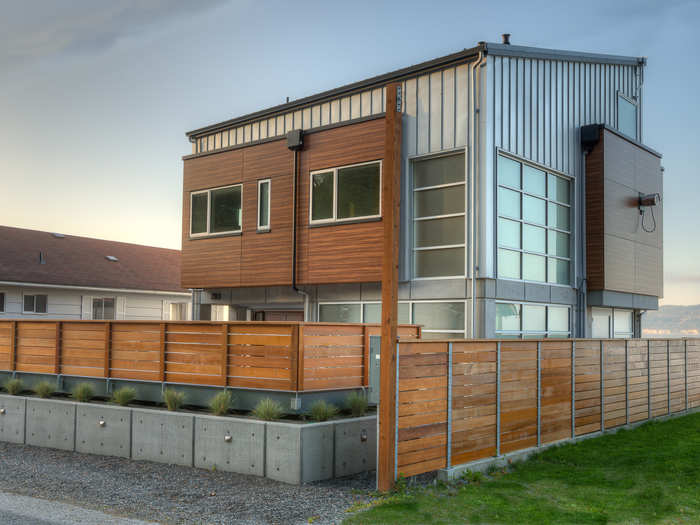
top-left (346, 412), bottom-right (700, 524)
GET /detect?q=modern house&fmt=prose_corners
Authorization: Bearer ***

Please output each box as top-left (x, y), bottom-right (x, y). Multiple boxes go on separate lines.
top-left (181, 38), bottom-right (663, 339)
top-left (0, 226), bottom-right (192, 320)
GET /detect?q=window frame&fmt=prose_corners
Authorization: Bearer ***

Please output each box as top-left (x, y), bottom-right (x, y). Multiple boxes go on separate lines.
top-left (494, 300), bottom-right (572, 339)
top-left (0, 292), bottom-right (4, 313)
top-left (616, 91), bottom-right (638, 140)
top-left (257, 179), bottom-right (271, 232)
top-left (189, 183), bottom-right (243, 238)
top-left (496, 151), bottom-right (573, 287)
top-left (92, 297), bottom-right (116, 320)
top-left (23, 293), bottom-right (48, 314)
top-left (309, 160), bottom-right (382, 225)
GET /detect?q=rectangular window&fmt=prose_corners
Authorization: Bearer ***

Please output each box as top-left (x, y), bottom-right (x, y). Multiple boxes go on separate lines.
top-left (170, 303), bottom-right (189, 321)
top-left (0, 292), bottom-right (4, 312)
top-left (257, 179), bottom-right (270, 231)
top-left (23, 294), bottom-right (48, 314)
top-left (310, 161), bottom-right (381, 224)
top-left (318, 303), bottom-right (361, 323)
top-left (495, 301), bottom-right (571, 338)
top-left (412, 153), bottom-right (466, 278)
top-left (190, 184), bottom-right (242, 237)
top-left (92, 297), bottom-right (115, 320)
top-left (497, 154), bottom-right (572, 285)
top-left (613, 309), bottom-right (634, 338)
top-left (617, 93), bottom-right (638, 140)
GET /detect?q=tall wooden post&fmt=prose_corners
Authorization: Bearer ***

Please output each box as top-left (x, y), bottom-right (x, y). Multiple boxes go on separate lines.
top-left (378, 82), bottom-right (402, 492)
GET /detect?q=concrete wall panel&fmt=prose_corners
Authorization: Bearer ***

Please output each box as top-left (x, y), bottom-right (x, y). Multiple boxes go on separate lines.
top-left (131, 409), bottom-right (193, 466)
top-left (334, 416), bottom-right (376, 478)
top-left (194, 416), bottom-right (264, 476)
top-left (76, 404), bottom-right (131, 458)
top-left (0, 395), bottom-right (25, 444)
top-left (26, 399), bottom-right (75, 451)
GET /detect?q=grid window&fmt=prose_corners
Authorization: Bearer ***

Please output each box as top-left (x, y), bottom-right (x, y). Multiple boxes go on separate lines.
top-left (497, 154), bottom-right (571, 285)
top-left (92, 298), bottom-right (115, 320)
top-left (23, 294), bottom-right (48, 314)
top-left (190, 184), bottom-right (242, 236)
top-left (412, 153), bottom-right (466, 278)
top-left (495, 301), bottom-right (571, 339)
top-left (310, 161), bottom-right (381, 224)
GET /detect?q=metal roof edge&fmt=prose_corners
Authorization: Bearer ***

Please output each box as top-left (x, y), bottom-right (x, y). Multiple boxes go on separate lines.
top-left (185, 44), bottom-right (484, 139)
top-left (483, 42), bottom-right (645, 66)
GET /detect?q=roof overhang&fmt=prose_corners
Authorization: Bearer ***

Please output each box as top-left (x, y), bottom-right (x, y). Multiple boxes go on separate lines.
top-left (0, 280), bottom-right (191, 297)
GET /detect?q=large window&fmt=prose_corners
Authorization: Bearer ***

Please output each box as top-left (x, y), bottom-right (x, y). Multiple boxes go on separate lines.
top-left (92, 297), bottom-right (115, 320)
top-left (170, 303), bottom-right (189, 321)
top-left (591, 307), bottom-right (634, 339)
top-left (190, 184), bottom-right (242, 237)
top-left (412, 153), bottom-right (466, 278)
top-left (257, 179), bottom-right (271, 231)
top-left (318, 300), bottom-right (465, 338)
top-left (23, 294), bottom-right (47, 314)
top-left (617, 93), bottom-right (638, 140)
top-left (497, 154), bottom-right (571, 285)
top-left (310, 161), bottom-right (381, 224)
top-left (495, 301), bottom-right (571, 339)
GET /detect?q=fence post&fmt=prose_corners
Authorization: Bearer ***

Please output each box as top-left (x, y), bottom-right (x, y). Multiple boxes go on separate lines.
top-left (159, 323), bottom-right (166, 383)
top-left (625, 339), bottom-right (629, 425)
top-left (393, 341), bottom-right (400, 482)
top-left (537, 341), bottom-right (541, 447)
top-left (103, 322), bottom-right (111, 379)
top-left (221, 323), bottom-right (229, 387)
top-left (362, 325), bottom-right (370, 388)
top-left (447, 342), bottom-right (453, 467)
top-left (571, 340), bottom-right (576, 438)
top-left (9, 321), bottom-right (16, 372)
top-left (600, 340), bottom-right (605, 432)
top-left (685, 339), bottom-right (688, 411)
top-left (647, 340), bottom-right (651, 420)
top-left (496, 341), bottom-right (501, 456)
top-left (297, 325), bottom-right (305, 391)
top-left (54, 321), bottom-right (61, 375)
top-left (667, 340), bottom-right (671, 415)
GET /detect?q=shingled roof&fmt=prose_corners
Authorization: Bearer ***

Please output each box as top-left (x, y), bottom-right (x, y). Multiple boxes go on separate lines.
top-left (0, 226), bottom-right (187, 293)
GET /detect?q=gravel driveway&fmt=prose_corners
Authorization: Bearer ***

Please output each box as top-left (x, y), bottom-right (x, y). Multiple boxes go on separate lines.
top-left (0, 442), bottom-right (374, 524)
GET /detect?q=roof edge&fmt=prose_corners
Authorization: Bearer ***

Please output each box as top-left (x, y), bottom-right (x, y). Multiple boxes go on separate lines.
top-left (484, 42), bottom-right (645, 66)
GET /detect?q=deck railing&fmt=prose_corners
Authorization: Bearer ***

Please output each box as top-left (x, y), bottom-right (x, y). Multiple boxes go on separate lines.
top-left (0, 320), bottom-right (420, 392)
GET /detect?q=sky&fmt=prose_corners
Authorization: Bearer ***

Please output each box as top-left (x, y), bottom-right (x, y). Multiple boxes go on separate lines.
top-left (0, 0), bottom-right (698, 304)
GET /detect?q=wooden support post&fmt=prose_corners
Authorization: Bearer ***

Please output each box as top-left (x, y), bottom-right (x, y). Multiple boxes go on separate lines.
top-left (103, 322), bottom-right (111, 378)
top-left (297, 324), bottom-right (305, 392)
top-left (289, 324), bottom-right (299, 391)
top-left (378, 82), bottom-right (402, 492)
top-left (362, 325), bottom-right (370, 388)
top-left (54, 321), bottom-right (61, 375)
top-left (159, 323), bottom-right (166, 383)
top-left (221, 323), bottom-right (229, 387)
top-left (9, 321), bottom-right (16, 372)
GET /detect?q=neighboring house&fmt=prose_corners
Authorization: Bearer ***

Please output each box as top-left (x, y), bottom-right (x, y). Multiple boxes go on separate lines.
top-left (180, 38), bottom-right (663, 338)
top-left (0, 226), bottom-right (192, 320)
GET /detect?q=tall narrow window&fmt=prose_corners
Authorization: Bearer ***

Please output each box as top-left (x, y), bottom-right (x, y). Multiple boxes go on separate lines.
top-left (0, 292), bottom-right (5, 312)
top-left (257, 179), bottom-right (271, 231)
top-left (497, 154), bottom-right (572, 285)
top-left (412, 153), bottom-right (466, 278)
top-left (617, 93), bottom-right (638, 140)
top-left (310, 161), bottom-right (381, 224)
top-left (190, 184), bottom-right (242, 237)
top-left (92, 298), bottom-right (115, 320)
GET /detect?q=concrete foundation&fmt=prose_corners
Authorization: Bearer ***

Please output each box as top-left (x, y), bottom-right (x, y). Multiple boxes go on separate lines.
top-left (301, 422), bottom-right (334, 483)
top-left (76, 404), bottom-right (131, 458)
top-left (266, 421), bottom-right (335, 484)
top-left (334, 416), bottom-right (377, 477)
top-left (0, 395), bottom-right (26, 444)
top-left (131, 409), bottom-right (194, 467)
top-left (194, 416), bottom-right (265, 476)
top-left (26, 399), bottom-right (76, 451)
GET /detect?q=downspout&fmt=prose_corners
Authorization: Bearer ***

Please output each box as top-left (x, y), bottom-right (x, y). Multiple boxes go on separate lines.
top-left (289, 137), bottom-right (310, 320)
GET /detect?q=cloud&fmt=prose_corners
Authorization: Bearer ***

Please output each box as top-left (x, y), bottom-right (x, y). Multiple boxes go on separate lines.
top-left (0, 0), bottom-right (226, 68)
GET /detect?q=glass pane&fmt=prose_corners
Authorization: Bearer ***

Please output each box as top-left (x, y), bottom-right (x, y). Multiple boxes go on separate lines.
top-left (548, 231), bottom-right (570, 258)
top-left (522, 304), bottom-right (546, 332)
top-left (413, 154), bottom-right (465, 189)
top-left (0, 293), bottom-right (4, 312)
top-left (413, 302), bottom-right (464, 331)
top-left (548, 332), bottom-right (570, 339)
top-left (523, 165), bottom-right (546, 197)
top-left (523, 224), bottom-right (546, 253)
top-left (311, 171), bottom-right (334, 221)
top-left (614, 309), bottom-right (633, 336)
top-left (548, 258), bottom-right (570, 285)
top-left (548, 174), bottom-right (570, 204)
top-left (318, 303), bottom-right (361, 323)
top-left (548, 306), bottom-right (569, 333)
top-left (498, 187), bottom-right (520, 219)
top-left (618, 95), bottom-right (637, 139)
top-left (337, 163), bottom-right (380, 219)
top-left (258, 181), bottom-right (270, 228)
top-left (24, 295), bottom-right (34, 312)
top-left (523, 195), bottom-right (546, 225)
top-left (496, 303), bottom-right (520, 332)
top-left (414, 186), bottom-right (464, 218)
top-left (498, 249), bottom-right (520, 279)
top-left (92, 299), bottom-right (102, 320)
top-left (210, 186), bottom-right (242, 233)
top-left (414, 247), bottom-right (464, 278)
top-left (548, 202), bottom-right (570, 231)
top-left (523, 333), bottom-right (546, 340)
top-left (498, 218), bottom-right (520, 249)
top-left (498, 155), bottom-right (520, 188)
top-left (398, 303), bottom-right (410, 324)
top-left (523, 253), bottom-right (546, 282)
top-left (414, 216), bottom-right (464, 248)
top-left (591, 308), bottom-right (611, 338)
top-left (363, 303), bottom-right (381, 323)
top-left (35, 295), bottom-right (47, 314)
top-left (191, 193), bottom-right (208, 234)
top-left (102, 298), bottom-right (115, 320)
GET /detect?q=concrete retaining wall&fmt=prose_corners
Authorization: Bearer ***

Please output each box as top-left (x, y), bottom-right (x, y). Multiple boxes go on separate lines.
top-left (0, 394), bottom-right (376, 485)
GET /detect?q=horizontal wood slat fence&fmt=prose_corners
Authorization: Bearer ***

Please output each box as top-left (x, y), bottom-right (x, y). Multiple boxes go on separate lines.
top-left (394, 338), bottom-right (700, 479)
top-left (0, 320), bottom-right (420, 392)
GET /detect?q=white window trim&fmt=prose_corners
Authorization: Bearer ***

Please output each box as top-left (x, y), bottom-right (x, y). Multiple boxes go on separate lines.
top-left (190, 183), bottom-right (243, 238)
top-left (309, 160), bottom-right (382, 225)
top-left (22, 293), bottom-right (48, 314)
top-left (257, 179), bottom-right (271, 231)
top-left (494, 300), bottom-right (572, 338)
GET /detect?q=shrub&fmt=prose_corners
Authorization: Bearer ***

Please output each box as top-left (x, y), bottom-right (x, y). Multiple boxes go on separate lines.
top-left (163, 388), bottom-right (185, 411)
top-left (309, 400), bottom-right (339, 422)
top-left (209, 390), bottom-right (234, 416)
top-left (33, 381), bottom-right (54, 399)
top-left (71, 383), bottom-right (95, 402)
top-left (4, 378), bottom-right (23, 396)
top-left (252, 398), bottom-right (283, 421)
top-left (112, 387), bottom-right (137, 407)
top-left (345, 391), bottom-right (369, 417)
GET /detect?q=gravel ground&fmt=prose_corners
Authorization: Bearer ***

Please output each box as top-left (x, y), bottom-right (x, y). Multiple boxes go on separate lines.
top-left (0, 442), bottom-right (375, 525)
